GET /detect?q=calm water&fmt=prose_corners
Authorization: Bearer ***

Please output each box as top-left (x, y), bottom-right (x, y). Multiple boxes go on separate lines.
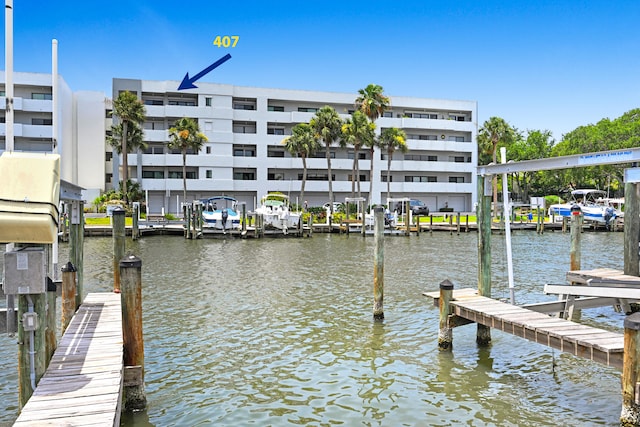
top-left (0, 231), bottom-right (628, 426)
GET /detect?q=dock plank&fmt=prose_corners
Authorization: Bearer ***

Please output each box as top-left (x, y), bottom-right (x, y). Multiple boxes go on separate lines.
top-left (13, 292), bottom-right (123, 427)
top-left (430, 287), bottom-right (624, 368)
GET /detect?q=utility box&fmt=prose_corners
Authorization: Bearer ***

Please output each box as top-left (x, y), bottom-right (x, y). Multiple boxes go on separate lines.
top-left (0, 151), bottom-right (60, 244)
top-left (3, 249), bottom-right (46, 294)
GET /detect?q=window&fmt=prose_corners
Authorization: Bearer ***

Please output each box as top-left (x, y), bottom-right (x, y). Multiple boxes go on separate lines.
top-left (233, 145), bottom-right (256, 157)
top-left (268, 147), bottom-right (285, 157)
top-left (449, 136), bottom-right (465, 142)
top-left (168, 100), bottom-right (196, 106)
top-left (106, 152), bottom-right (113, 161)
top-left (31, 93), bottom-right (52, 100)
top-left (0, 91), bottom-right (5, 96)
top-left (168, 171), bottom-right (183, 179)
top-left (206, 146), bottom-right (212, 154)
top-left (232, 97), bottom-right (256, 110)
top-left (142, 170), bottom-right (164, 179)
top-left (428, 155), bottom-right (438, 162)
top-left (454, 156), bottom-right (465, 163)
top-left (31, 118), bottom-right (53, 125)
top-left (144, 99), bottom-right (163, 106)
top-left (427, 176), bottom-right (437, 182)
top-left (383, 112), bottom-right (393, 118)
top-left (233, 169), bottom-right (256, 180)
top-left (405, 176), bottom-right (428, 183)
top-left (205, 97), bottom-right (212, 107)
top-left (311, 150), bottom-right (334, 159)
top-left (298, 107), bottom-right (318, 113)
top-left (268, 105), bottom-right (284, 112)
top-left (348, 174), bottom-right (368, 182)
top-left (405, 112), bottom-right (437, 119)
top-left (144, 144), bottom-right (165, 155)
top-left (300, 173), bottom-right (332, 181)
top-left (381, 175), bottom-right (392, 182)
top-left (449, 176), bottom-right (465, 183)
top-left (0, 116), bottom-right (5, 123)
top-left (268, 172), bottom-right (285, 180)
top-left (206, 170), bottom-right (213, 179)
top-left (232, 121), bottom-right (256, 134)
top-left (348, 152), bottom-right (367, 160)
top-left (267, 127), bottom-right (285, 135)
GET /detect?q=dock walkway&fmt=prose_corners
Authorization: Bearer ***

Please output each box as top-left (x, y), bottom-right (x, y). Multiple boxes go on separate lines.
top-left (424, 288), bottom-right (624, 368)
top-left (13, 292), bottom-right (123, 426)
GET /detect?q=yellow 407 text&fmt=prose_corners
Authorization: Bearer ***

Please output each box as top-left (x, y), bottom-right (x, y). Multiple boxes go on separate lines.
top-left (213, 35), bottom-right (239, 48)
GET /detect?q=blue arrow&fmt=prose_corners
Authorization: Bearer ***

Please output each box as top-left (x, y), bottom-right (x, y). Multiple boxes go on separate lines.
top-left (178, 53), bottom-right (232, 90)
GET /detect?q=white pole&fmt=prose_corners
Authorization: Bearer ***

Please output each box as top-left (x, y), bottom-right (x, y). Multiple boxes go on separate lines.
top-left (145, 189), bottom-right (149, 216)
top-left (5, 0), bottom-right (14, 151)
top-left (52, 39), bottom-right (58, 154)
top-left (501, 147), bottom-right (515, 304)
top-left (52, 39), bottom-right (59, 280)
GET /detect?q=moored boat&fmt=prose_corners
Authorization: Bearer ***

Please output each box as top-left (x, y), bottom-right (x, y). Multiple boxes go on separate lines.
top-left (548, 189), bottom-right (620, 226)
top-left (201, 196), bottom-right (241, 230)
top-left (255, 193), bottom-right (300, 232)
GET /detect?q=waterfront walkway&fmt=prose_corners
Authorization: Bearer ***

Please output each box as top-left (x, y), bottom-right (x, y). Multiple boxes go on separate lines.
top-left (13, 293), bottom-right (123, 426)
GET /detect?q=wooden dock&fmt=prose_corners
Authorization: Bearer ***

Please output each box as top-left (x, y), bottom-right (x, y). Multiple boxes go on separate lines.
top-left (424, 288), bottom-right (624, 368)
top-left (13, 292), bottom-right (123, 426)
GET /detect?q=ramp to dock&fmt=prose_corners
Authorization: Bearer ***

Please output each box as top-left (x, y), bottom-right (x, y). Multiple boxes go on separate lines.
top-left (425, 289), bottom-right (624, 368)
top-left (13, 292), bottom-right (123, 426)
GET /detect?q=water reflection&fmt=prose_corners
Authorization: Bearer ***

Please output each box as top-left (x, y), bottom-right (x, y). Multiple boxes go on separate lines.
top-left (0, 232), bottom-right (628, 426)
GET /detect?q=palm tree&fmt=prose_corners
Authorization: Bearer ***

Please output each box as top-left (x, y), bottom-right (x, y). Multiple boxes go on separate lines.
top-left (341, 110), bottom-right (375, 198)
top-left (310, 106), bottom-right (343, 214)
top-left (477, 117), bottom-right (515, 215)
top-left (168, 117), bottom-right (208, 204)
top-left (379, 127), bottom-right (407, 203)
top-left (355, 84), bottom-right (390, 207)
top-left (107, 123), bottom-right (146, 199)
top-left (282, 123), bottom-right (320, 208)
top-left (112, 91), bottom-right (146, 203)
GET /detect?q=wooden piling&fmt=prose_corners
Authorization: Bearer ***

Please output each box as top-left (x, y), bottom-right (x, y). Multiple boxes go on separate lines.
top-left (477, 175), bottom-right (492, 346)
top-left (456, 212), bottom-right (461, 235)
top-left (69, 200), bottom-right (84, 309)
top-left (621, 312), bottom-right (640, 426)
top-left (373, 207), bottom-right (384, 321)
top-left (438, 279), bottom-right (454, 351)
top-left (60, 261), bottom-right (76, 333)
top-left (405, 201), bottom-right (410, 236)
top-left (624, 182), bottom-right (640, 276)
top-left (45, 278), bottom-right (57, 367)
top-left (112, 207), bottom-right (125, 293)
top-left (570, 206), bottom-right (582, 271)
top-left (242, 204), bottom-right (247, 235)
top-left (132, 204), bottom-right (139, 240)
top-left (120, 255), bottom-right (147, 411)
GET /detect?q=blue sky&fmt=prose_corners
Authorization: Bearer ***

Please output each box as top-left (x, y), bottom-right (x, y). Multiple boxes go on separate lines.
top-left (2, 0), bottom-right (639, 141)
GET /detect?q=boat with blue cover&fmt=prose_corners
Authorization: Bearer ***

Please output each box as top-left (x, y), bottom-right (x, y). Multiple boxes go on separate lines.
top-left (201, 196), bottom-right (241, 230)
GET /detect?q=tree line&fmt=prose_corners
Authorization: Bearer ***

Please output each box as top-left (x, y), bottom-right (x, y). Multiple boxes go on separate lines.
top-left (478, 109), bottom-right (640, 203)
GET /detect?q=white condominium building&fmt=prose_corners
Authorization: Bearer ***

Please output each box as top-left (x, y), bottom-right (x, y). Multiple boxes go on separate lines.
top-left (0, 71), bottom-right (108, 203)
top-left (113, 78), bottom-right (478, 215)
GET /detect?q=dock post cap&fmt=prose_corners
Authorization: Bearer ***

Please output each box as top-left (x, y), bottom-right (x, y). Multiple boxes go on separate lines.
top-left (373, 206), bottom-right (384, 213)
top-left (439, 279), bottom-right (454, 290)
top-left (112, 207), bottom-right (125, 215)
top-left (61, 261), bottom-right (76, 273)
top-left (570, 204), bottom-right (582, 215)
top-left (119, 254), bottom-right (142, 268)
top-left (624, 312), bottom-right (640, 331)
